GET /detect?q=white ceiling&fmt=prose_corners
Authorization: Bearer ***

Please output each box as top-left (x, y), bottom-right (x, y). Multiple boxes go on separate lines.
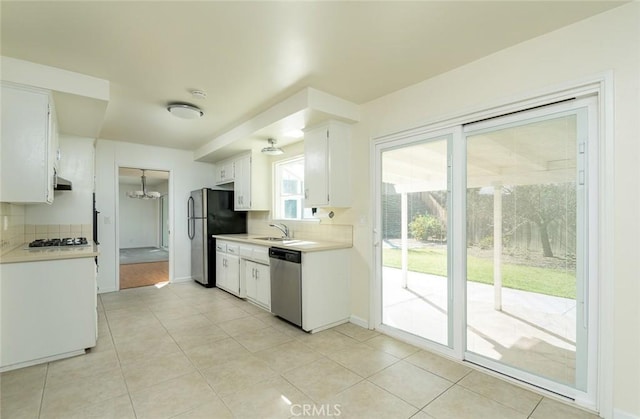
top-left (1, 1), bottom-right (624, 155)
top-left (118, 167), bottom-right (169, 187)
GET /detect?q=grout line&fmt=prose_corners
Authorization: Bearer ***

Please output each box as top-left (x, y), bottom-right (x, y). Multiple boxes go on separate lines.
top-left (101, 295), bottom-right (139, 419)
top-left (417, 381), bottom-right (456, 414)
top-left (36, 363), bottom-right (49, 419)
top-left (528, 397), bottom-right (544, 418)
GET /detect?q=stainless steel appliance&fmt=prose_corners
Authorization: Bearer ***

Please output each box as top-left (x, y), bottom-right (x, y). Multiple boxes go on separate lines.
top-left (269, 247), bottom-right (302, 327)
top-left (188, 188), bottom-right (247, 287)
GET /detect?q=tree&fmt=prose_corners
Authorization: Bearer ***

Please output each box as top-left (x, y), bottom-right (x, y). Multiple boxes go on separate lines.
top-left (511, 183), bottom-right (576, 257)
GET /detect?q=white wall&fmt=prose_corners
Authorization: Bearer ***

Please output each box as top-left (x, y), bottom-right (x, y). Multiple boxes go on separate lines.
top-left (342, 4), bottom-right (638, 418)
top-left (118, 184), bottom-right (160, 248)
top-left (25, 135), bottom-right (94, 224)
top-left (95, 140), bottom-right (216, 293)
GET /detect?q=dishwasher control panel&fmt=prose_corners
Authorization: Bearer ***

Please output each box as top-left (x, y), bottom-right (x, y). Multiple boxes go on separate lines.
top-left (268, 247), bottom-right (301, 263)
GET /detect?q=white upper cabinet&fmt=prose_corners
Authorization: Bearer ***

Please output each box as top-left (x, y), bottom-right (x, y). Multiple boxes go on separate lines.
top-left (1, 82), bottom-right (56, 204)
top-left (233, 152), bottom-right (269, 211)
top-left (215, 158), bottom-right (235, 185)
top-left (304, 120), bottom-right (351, 208)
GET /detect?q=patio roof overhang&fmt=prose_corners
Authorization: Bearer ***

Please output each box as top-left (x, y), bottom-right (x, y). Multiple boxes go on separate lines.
top-left (383, 115), bottom-right (577, 194)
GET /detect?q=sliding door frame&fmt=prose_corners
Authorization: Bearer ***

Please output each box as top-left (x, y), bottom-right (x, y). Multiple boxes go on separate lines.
top-left (462, 96), bottom-right (599, 403)
top-left (369, 74), bottom-right (614, 415)
top-left (372, 127), bottom-right (461, 358)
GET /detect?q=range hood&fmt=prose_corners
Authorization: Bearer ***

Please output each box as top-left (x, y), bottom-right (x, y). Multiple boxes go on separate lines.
top-left (54, 173), bottom-right (72, 191)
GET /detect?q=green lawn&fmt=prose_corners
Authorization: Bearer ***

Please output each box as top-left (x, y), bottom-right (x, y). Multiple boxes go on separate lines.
top-left (383, 247), bottom-right (576, 299)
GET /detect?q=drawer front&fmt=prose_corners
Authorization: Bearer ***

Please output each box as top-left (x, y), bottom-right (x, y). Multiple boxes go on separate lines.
top-left (239, 246), bottom-right (253, 259)
top-left (252, 246), bottom-right (270, 264)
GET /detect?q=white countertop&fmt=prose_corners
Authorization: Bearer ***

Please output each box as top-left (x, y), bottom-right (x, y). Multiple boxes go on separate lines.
top-left (212, 234), bottom-right (352, 252)
top-left (0, 243), bottom-right (99, 264)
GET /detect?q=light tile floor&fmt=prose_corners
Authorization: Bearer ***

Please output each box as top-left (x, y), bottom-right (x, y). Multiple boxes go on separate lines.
top-left (1, 282), bottom-right (600, 419)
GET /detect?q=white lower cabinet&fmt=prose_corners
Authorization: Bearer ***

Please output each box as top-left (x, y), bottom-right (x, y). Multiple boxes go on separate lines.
top-left (0, 257), bottom-right (97, 371)
top-left (240, 244), bottom-right (270, 311)
top-left (301, 249), bottom-right (350, 332)
top-left (215, 241), bottom-right (240, 296)
top-left (244, 260), bottom-right (270, 310)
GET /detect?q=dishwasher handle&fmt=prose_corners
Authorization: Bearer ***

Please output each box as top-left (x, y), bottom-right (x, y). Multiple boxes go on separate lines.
top-left (268, 247), bottom-right (302, 264)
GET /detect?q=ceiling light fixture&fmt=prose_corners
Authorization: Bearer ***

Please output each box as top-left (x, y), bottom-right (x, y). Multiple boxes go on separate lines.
top-left (167, 103), bottom-right (203, 119)
top-left (127, 169), bottom-right (162, 200)
top-left (261, 138), bottom-right (284, 155)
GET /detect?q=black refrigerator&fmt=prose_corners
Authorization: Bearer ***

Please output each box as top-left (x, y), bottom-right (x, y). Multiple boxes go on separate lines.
top-left (188, 188), bottom-right (247, 287)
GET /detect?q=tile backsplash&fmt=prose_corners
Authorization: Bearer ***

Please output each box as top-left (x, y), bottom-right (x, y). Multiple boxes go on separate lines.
top-left (0, 203), bottom-right (25, 255)
top-left (0, 202), bottom-right (92, 256)
top-left (24, 223), bottom-right (93, 244)
top-left (248, 218), bottom-right (353, 244)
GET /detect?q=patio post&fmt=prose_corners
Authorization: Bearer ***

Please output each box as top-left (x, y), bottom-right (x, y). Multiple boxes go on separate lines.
top-left (493, 183), bottom-right (503, 311)
top-left (401, 191), bottom-right (408, 288)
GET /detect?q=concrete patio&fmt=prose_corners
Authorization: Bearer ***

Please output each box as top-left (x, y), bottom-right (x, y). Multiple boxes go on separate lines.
top-left (382, 266), bottom-right (577, 386)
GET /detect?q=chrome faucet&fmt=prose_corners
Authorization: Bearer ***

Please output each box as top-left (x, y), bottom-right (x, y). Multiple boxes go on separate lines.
top-left (269, 223), bottom-right (290, 239)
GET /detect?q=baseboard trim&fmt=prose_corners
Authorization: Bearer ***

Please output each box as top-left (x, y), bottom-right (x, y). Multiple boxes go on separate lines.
top-left (171, 276), bottom-right (192, 284)
top-left (349, 315), bottom-right (369, 329)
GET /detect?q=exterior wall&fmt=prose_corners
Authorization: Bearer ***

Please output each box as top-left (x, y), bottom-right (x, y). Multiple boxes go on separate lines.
top-left (340, 4), bottom-right (639, 417)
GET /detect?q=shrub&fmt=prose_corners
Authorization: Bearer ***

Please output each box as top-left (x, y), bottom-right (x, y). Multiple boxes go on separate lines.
top-left (409, 213), bottom-right (445, 242)
top-left (478, 235), bottom-right (493, 249)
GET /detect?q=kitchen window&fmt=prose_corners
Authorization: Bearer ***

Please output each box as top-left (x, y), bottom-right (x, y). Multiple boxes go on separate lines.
top-left (273, 156), bottom-right (313, 220)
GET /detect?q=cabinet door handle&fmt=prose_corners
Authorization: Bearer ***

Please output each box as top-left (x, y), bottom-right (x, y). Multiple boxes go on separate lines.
top-left (304, 189), bottom-right (309, 199)
top-left (255, 269), bottom-right (259, 280)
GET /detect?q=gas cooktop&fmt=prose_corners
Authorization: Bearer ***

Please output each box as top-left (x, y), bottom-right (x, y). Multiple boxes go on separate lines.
top-left (28, 237), bottom-right (89, 248)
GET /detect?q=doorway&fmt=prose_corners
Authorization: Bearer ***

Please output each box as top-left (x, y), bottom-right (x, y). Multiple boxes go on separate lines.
top-left (118, 167), bottom-right (170, 289)
top-left (374, 96), bottom-right (599, 404)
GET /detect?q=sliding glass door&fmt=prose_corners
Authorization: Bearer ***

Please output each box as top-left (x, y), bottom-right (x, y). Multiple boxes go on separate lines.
top-left (377, 132), bottom-right (451, 348)
top-left (374, 96), bottom-right (598, 401)
top-left (464, 99), bottom-right (594, 395)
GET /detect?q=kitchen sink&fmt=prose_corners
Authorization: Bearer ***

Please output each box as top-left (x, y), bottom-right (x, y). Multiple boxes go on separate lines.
top-left (254, 236), bottom-right (288, 242)
top-left (253, 237), bottom-right (316, 246)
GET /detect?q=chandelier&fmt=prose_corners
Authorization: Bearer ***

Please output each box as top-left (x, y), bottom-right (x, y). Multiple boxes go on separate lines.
top-left (126, 169), bottom-right (161, 199)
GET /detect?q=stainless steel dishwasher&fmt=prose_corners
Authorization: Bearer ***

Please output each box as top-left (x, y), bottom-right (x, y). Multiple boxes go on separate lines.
top-left (269, 247), bottom-right (302, 327)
